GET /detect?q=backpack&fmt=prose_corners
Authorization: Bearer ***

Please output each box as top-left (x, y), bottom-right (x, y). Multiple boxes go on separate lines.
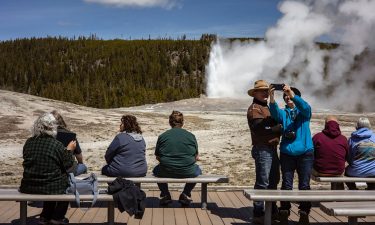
top-left (66, 173), bottom-right (99, 207)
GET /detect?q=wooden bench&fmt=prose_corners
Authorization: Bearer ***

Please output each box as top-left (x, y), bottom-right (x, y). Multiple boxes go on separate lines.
top-left (0, 188), bottom-right (115, 225)
top-left (79, 174), bottom-right (229, 209)
top-left (243, 189), bottom-right (375, 225)
top-left (320, 201), bottom-right (375, 225)
top-left (311, 175), bottom-right (375, 189)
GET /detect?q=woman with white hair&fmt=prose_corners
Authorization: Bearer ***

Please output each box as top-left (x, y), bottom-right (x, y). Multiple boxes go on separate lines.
top-left (345, 117), bottom-right (375, 190)
top-left (20, 113), bottom-right (76, 225)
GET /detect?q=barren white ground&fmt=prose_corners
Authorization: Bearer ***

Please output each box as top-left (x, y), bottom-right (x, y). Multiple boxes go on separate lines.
top-left (1, 89), bottom-right (374, 187)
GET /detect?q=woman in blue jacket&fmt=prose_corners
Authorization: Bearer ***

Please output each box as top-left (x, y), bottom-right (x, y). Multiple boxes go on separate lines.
top-left (269, 84), bottom-right (314, 225)
top-left (345, 117), bottom-right (375, 190)
top-left (102, 115), bottom-right (147, 177)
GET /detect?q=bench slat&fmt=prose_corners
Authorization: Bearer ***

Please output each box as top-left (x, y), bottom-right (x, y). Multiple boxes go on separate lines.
top-left (312, 175), bottom-right (375, 183)
top-left (243, 189), bottom-right (375, 201)
top-left (78, 175), bottom-right (229, 183)
top-left (320, 202), bottom-right (375, 216)
top-left (0, 189), bottom-right (112, 201)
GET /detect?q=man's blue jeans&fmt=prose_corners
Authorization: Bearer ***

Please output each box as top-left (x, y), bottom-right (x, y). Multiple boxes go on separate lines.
top-left (153, 165), bottom-right (202, 197)
top-left (279, 151), bottom-right (314, 214)
top-left (251, 145), bottom-right (280, 217)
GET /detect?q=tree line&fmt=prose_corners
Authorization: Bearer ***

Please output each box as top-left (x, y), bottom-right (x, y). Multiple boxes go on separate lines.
top-left (0, 36), bottom-right (214, 108)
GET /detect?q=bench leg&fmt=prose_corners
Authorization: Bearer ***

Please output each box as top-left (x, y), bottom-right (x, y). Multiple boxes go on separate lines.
top-left (201, 183), bottom-right (208, 210)
top-left (348, 217), bottom-right (358, 225)
top-left (264, 201), bottom-right (272, 225)
top-left (20, 201), bottom-right (27, 225)
top-left (108, 201), bottom-right (114, 225)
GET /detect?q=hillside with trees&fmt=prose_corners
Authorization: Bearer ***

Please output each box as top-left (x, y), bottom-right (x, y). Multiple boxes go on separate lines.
top-left (0, 35), bottom-right (215, 108)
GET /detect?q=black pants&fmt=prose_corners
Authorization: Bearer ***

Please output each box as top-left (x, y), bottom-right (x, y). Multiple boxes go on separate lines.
top-left (40, 201), bottom-right (69, 220)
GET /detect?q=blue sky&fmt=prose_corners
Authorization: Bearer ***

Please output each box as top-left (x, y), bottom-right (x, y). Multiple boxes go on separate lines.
top-left (0, 0), bottom-right (282, 40)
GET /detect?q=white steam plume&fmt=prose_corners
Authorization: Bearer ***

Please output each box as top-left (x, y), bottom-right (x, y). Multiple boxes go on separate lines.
top-left (206, 0), bottom-right (375, 112)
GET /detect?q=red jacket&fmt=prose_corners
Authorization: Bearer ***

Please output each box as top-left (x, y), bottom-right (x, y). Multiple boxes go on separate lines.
top-left (313, 121), bottom-right (349, 175)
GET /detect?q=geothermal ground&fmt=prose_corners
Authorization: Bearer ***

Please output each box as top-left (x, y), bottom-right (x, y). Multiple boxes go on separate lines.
top-left (1, 89), bottom-right (374, 187)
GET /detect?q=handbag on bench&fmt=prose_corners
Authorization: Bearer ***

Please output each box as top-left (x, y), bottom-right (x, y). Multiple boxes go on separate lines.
top-left (66, 173), bottom-right (99, 208)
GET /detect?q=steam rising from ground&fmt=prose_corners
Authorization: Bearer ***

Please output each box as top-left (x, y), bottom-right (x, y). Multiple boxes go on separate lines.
top-left (206, 0), bottom-right (375, 112)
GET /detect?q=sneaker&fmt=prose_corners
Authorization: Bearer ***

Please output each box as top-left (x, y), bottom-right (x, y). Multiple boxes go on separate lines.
top-left (297, 210), bottom-right (310, 225)
top-left (50, 217), bottom-right (69, 225)
top-left (38, 217), bottom-right (49, 225)
top-left (178, 193), bottom-right (192, 206)
top-left (278, 210), bottom-right (289, 225)
top-left (252, 216), bottom-right (264, 224)
top-left (159, 194), bottom-right (172, 206)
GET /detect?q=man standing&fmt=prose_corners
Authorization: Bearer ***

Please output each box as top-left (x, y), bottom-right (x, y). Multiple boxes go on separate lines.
top-left (153, 110), bottom-right (201, 206)
top-left (247, 80), bottom-right (282, 224)
top-left (312, 116), bottom-right (349, 190)
top-left (269, 84), bottom-right (313, 225)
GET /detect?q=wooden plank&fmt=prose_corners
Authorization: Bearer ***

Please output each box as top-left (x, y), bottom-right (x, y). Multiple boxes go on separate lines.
top-left (0, 201), bottom-right (19, 223)
top-left (184, 192), bottom-right (200, 225)
top-left (152, 190), bottom-right (164, 225)
top-left (140, 190), bottom-right (153, 225)
top-left (226, 191), bottom-right (252, 222)
top-left (194, 191), bottom-right (213, 225)
top-left (208, 191), bottom-right (234, 225)
top-left (90, 201), bottom-right (107, 223)
top-left (217, 191), bottom-right (245, 224)
top-left (171, 191), bottom-right (188, 225)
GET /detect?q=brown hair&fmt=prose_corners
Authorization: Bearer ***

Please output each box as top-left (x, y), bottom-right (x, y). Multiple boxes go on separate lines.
top-left (51, 110), bottom-right (67, 128)
top-left (169, 110), bottom-right (184, 128)
top-left (121, 115), bottom-right (142, 134)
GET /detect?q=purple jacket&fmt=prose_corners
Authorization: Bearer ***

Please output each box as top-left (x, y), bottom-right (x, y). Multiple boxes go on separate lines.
top-left (313, 120), bottom-right (349, 175)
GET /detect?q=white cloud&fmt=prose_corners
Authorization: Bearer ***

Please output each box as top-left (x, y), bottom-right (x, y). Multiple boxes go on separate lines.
top-left (83, 0), bottom-right (180, 9)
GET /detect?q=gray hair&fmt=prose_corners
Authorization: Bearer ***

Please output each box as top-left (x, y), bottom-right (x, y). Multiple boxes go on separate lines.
top-left (32, 113), bottom-right (58, 137)
top-left (356, 117), bottom-right (372, 130)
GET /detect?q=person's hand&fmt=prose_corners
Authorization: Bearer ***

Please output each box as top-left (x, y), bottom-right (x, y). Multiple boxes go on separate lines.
top-left (283, 84), bottom-right (295, 99)
top-left (269, 86), bottom-right (275, 103)
top-left (195, 154), bottom-right (200, 161)
top-left (67, 140), bottom-right (77, 151)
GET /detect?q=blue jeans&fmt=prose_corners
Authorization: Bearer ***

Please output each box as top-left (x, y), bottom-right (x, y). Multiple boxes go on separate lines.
top-left (279, 151), bottom-right (314, 214)
top-left (251, 145), bottom-right (280, 217)
top-left (73, 163), bottom-right (87, 176)
top-left (153, 165), bottom-right (202, 197)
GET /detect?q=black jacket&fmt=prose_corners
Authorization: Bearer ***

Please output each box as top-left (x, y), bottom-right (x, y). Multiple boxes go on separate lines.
top-left (107, 177), bottom-right (146, 219)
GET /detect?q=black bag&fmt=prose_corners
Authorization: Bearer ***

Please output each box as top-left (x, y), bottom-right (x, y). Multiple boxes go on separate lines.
top-left (108, 177), bottom-right (146, 219)
top-left (66, 173), bottom-right (99, 207)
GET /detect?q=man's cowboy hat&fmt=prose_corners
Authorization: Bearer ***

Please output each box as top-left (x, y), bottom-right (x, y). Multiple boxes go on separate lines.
top-left (247, 80), bottom-right (269, 97)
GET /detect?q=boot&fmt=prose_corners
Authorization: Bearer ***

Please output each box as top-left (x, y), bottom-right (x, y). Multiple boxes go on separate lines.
top-left (278, 210), bottom-right (289, 225)
top-left (297, 210), bottom-right (310, 225)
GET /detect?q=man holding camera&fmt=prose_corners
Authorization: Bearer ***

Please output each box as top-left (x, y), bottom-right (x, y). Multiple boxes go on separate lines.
top-left (269, 84), bottom-right (314, 225)
top-left (247, 80), bottom-right (282, 224)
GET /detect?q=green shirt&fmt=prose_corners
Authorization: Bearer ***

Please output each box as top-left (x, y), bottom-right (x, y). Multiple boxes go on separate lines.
top-left (20, 135), bottom-right (74, 194)
top-left (155, 127), bottom-right (198, 178)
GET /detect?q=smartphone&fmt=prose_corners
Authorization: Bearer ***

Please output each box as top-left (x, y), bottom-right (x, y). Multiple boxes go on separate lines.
top-left (271, 83), bottom-right (285, 91)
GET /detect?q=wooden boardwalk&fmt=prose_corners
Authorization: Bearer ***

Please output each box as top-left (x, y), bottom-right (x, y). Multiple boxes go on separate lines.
top-left (1, 190), bottom-right (375, 225)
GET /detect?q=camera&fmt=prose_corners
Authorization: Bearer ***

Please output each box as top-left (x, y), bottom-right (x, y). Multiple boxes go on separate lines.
top-left (284, 131), bottom-right (296, 140)
top-left (271, 83), bottom-right (285, 91)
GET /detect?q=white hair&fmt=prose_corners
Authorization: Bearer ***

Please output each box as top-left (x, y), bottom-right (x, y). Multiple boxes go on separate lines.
top-left (32, 113), bottom-right (58, 137)
top-left (356, 117), bottom-right (372, 130)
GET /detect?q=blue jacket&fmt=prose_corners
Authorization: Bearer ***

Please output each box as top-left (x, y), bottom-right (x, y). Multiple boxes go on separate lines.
top-left (104, 132), bottom-right (147, 177)
top-left (269, 95), bottom-right (314, 156)
top-left (346, 128), bottom-right (375, 177)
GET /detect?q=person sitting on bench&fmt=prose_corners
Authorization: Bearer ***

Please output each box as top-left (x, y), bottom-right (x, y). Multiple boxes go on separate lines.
top-left (153, 110), bottom-right (202, 206)
top-left (312, 115), bottom-right (349, 190)
top-left (345, 117), bottom-right (375, 190)
top-left (20, 113), bottom-right (75, 225)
